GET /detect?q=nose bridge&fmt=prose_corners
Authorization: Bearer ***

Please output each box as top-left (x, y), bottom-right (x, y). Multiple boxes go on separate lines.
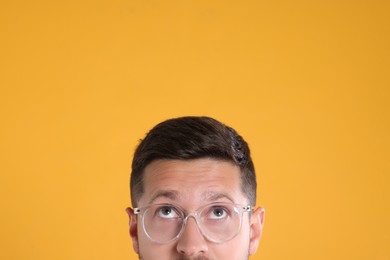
top-left (183, 211), bottom-right (200, 225)
top-left (177, 211), bottom-right (208, 256)
top-left (181, 212), bottom-right (203, 238)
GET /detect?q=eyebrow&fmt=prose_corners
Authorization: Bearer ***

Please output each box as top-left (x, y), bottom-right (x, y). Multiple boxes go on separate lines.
top-left (148, 190), bottom-right (236, 205)
top-left (148, 190), bottom-right (179, 204)
top-left (203, 191), bottom-right (235, 203)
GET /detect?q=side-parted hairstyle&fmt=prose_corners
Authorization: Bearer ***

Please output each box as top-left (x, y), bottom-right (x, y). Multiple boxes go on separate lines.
top-left (130, 116), bottom-right (257, 207)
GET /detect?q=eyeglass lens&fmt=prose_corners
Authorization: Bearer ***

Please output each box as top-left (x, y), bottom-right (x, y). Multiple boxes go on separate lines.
top-left (141, 203), bottom-right (244, 243)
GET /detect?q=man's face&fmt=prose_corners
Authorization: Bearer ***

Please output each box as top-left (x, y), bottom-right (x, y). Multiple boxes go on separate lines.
top-left (126, 158), bottom-right (264, 260)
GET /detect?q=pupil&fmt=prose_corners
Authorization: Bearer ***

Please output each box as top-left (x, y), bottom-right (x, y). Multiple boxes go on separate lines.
top-left (162, 207), bottom-right (171, 215)
top-left (214, 209), bottom-right (223, 216)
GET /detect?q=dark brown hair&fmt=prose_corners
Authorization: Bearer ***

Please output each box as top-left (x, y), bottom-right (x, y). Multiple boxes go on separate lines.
top-left (130, 116), bottom-right (257, 207)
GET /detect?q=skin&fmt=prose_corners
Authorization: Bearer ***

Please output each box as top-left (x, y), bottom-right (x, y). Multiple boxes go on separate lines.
top-left (126, 158), bottom-right (265, 260)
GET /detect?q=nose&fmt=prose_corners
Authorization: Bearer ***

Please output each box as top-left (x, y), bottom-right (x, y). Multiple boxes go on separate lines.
top-left (176, 217), bottom-right (208, 256)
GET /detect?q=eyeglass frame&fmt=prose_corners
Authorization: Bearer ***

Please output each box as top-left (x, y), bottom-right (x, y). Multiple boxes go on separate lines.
top-left (134, 202), bottom-right (254, 244)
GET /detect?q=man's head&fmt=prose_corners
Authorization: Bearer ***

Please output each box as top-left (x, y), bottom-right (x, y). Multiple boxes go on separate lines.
top-left (126, 116), bottom-right (265, 259)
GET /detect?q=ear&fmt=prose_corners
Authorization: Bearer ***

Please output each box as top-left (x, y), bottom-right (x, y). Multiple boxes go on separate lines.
top-left (249, 206), bottom-right (265, 255)
top-left (125, 207), bottom-right (140, 254)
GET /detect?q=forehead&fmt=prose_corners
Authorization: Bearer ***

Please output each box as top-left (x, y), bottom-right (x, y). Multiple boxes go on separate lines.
top-left (139, 158), bottom-right (246, 206)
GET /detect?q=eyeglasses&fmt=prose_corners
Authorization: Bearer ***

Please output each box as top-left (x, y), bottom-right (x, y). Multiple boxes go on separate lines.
top-left (134, 202), bottom-right (253, 244)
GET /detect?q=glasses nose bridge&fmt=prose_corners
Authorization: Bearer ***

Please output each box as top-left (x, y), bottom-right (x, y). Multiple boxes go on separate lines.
top-left (181, 209), bottom-right (208, 235)
top-left (182, 211), bottom-right (201, 226)
top-left (179, 210), bottom-right (205, 239)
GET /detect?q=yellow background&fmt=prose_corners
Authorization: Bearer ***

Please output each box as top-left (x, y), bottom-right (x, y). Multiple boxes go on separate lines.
top-left (1, 1), bottom-right (389, 259)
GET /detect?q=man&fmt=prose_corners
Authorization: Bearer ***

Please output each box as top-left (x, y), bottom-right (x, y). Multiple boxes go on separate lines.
top-left (126, 116), bottom-right (265, 259)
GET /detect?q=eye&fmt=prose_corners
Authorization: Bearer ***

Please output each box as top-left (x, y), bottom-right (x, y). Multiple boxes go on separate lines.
top-left (208, 206), bottom-right (228, 219)
top-left (156, 205), bottom-right (180, 219)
